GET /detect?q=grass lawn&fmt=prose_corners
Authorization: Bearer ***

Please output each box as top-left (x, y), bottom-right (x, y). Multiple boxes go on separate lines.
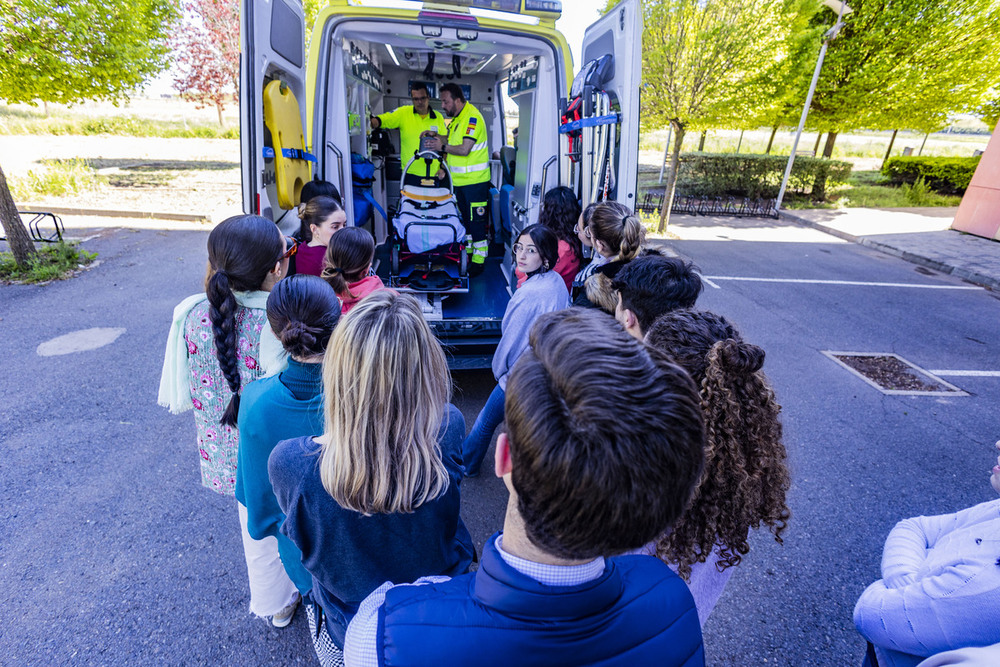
top-left (783, 171), bottom-right (963, 210)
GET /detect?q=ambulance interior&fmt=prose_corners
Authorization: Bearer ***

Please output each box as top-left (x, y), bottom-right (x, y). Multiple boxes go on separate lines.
top-left (314, 19), bottom-right (564, 301)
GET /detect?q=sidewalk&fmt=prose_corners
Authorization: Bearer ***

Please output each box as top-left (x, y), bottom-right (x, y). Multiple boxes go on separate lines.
top-left (781, 207), bottom-right (999, 290)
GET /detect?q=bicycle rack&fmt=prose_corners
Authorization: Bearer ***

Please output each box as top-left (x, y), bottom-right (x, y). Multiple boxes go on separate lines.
top-left (3, 211), bottom-right (66, 243)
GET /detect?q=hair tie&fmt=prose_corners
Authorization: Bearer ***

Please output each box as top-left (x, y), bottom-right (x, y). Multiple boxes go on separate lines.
top-left (328, 267), bottom-right (343, 275)
top-left (621, 215), bottom-right (630, 226)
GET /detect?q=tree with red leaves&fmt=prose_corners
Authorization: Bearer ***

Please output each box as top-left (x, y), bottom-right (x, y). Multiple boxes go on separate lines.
top-left (171, 0), bottom-right (239, 127)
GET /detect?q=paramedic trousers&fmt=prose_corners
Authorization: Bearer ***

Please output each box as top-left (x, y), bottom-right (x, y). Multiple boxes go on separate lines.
top-left (454, 180), bottom-right (491, 244)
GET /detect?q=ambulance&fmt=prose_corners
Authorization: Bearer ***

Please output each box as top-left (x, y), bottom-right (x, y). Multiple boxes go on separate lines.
top-left (239, 0), bottom-right (641, 367)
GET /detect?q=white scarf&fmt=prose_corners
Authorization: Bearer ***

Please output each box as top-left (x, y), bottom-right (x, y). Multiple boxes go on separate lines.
top-left (157, 291), bottom-right (287, 414)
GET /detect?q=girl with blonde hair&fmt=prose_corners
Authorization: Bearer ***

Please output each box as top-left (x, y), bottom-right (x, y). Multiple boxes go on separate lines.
top-left (268, 291), bottom-right (474, 666)
top-left (574, 201), bottom-right (646, 312)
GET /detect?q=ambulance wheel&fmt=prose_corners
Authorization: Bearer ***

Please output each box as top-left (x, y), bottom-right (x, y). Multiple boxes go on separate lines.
top-left (391, 245), bottom-right (399, 276)
top-left (459, 246), bottom-right (468, 277)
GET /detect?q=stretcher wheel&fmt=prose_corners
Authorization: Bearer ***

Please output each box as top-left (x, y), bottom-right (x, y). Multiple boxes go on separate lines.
top-left (391, 244), bottom-right (399, 276)
top-left (459, 244), bottom-right (468, 277)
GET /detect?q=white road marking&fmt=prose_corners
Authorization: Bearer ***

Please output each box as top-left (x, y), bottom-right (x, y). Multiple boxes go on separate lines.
top-left (704, 276), bottom-right (980, 290)
top-left (37, 327), bottom-right (126, 356)
top-left (928, 370), bottom-right (1000, 377)
top-left (698, 274), bottom-right (721, 289)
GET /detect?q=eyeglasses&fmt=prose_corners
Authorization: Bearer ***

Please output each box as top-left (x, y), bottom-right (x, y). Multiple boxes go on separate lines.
top-left (512, 243), bottom-right (538, 256)
top-left (573, 223), bottom-right (592, 238)
top-left (281, 236), bottom-right (299, 260)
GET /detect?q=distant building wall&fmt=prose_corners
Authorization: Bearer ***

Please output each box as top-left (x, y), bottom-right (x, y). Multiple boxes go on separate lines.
top-left (952, 122), bottom-right (1000, 240)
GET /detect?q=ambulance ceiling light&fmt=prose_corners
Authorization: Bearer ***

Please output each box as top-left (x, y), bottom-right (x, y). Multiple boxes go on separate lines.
top-left (385, 44), bottom-right (401, 67)
top-left (475, 53), bottom-right (497, 73)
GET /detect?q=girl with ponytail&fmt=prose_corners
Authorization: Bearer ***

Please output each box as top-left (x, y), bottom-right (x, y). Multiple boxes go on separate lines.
top-left (573, 201), bottom-right (647, 312)
top-left (294, 195), bottom-right (347, 277)
top-left (321, 227), bottom-right (388, 313)
top-left (643, 309), bottom-right (791, 627)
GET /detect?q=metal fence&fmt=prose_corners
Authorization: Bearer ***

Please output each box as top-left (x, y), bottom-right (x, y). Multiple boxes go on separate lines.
top-left (636, 190), bottom-right (778, 219)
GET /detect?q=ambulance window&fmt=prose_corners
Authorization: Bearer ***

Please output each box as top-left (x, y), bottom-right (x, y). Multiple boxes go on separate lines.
top-left (500, 83), bottom-right (518, 145)
top-left (270, 0), bottom-right (304, 68)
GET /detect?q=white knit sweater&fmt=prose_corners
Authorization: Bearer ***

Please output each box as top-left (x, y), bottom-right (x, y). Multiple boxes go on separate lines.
top-left (854, 498), bottom-right (1000, 667)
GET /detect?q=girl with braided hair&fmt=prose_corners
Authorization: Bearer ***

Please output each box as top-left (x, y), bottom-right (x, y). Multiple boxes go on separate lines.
top-left (159, 215), bottom-right (293, 623)
top-left (643, 309), bottom-right (791, 627)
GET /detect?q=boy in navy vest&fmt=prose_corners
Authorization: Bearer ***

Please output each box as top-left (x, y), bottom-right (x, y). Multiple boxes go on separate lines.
top-left (344, 307), bottom-right (707, 667)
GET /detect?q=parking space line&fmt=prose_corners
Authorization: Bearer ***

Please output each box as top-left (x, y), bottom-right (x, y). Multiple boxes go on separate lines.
top-left (698, 274), bottom-right (721, 289)
top-left (928, 370), bottom-right (1000, 377)
top-left (703, 276), bottom-right (981, 290)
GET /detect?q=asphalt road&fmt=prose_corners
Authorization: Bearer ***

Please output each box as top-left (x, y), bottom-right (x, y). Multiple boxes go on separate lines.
top-left (1, 225), bottom-right (998, 665)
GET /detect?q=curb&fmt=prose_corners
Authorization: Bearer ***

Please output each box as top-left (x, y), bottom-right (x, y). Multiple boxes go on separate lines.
top-left (20, 205), bottom-right (211, 223)
top-left (780, 211), bottom-right (1000, 291)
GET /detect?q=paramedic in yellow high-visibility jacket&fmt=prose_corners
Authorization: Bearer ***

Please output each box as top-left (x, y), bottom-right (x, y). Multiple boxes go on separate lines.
top-left (423, 82), bottom-right (492, 275)
top-left (370, 82), bottom-right (443, 179)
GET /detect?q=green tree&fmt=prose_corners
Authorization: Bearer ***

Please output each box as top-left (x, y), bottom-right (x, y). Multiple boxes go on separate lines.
top-left (809, 0), bottom-right (1000, 157)
top-left (976, 94), bottom-right (1000, 131)
top-left (619, 0), bottom-right (819, 230)
top-left (0, 165), bottom-right (35, 269)
top-left (171, 0), bottom-right (239, 127)
top-left (0, 0), bottom-right (177, 266)
top-left (0, 0), bottom-right (178, 109)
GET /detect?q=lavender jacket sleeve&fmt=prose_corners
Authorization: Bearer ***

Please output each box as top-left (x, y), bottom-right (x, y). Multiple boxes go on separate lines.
top-left (491, 271), bottom-right (570, 388)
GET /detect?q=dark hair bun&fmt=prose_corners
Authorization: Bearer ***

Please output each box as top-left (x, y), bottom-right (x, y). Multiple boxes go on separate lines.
top-left (280, 321), bottom-right (319, 357)
top-left (716, 339), bottom-right (764, 375)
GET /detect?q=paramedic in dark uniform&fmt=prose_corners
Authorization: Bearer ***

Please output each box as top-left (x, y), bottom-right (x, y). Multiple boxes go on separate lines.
top-left (423, 82), bottom-right (491, 274)
top-left (370, 82), bottom-right (443, 180)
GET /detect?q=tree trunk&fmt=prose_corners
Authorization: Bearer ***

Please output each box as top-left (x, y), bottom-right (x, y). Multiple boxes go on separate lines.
top-left (822, 131), bottom-right (839, 158)
top-left (217, 104), bottom-right (226, 128)
top-left (657, 121), bottom-right (686, 234)
top-left (813, 133), bottom-right (823, 156)
top-left (765, 126), bottom-right (778, 154)
top-left (881, 129), bottom-right (898, 169)
top-left (736, 130), bottom-right (744, 154)
top-left (0, 164), bottom-right (37, 268)
top-left (43, 101), bottom-right (50, 117)
top-left (697, 130), bottom-right (707, 152)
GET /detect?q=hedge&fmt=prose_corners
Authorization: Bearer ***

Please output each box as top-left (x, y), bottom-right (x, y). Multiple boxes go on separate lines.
top-left (881, 156), bottom-right (980, 194)
top-left (672, 153), bottom-right (852, 200)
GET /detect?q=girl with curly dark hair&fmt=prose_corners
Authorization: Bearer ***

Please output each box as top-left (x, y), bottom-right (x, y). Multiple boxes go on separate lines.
top-left (514, 186), bottom-right (581, 292)
top-left (643, 309), bottom-right (791, 627)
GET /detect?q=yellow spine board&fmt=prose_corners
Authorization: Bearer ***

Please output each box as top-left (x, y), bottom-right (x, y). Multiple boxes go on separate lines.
top-left (263, 80), bottom-right (313, 210)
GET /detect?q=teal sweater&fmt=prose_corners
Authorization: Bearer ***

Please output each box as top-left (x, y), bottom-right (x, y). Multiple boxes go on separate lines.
top-left (235, 358), bottom-right (323, 594)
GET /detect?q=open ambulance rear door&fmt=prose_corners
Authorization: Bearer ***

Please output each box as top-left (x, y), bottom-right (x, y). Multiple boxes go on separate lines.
top-left (240, 0), bottom-right (310, 230)
top-left (575, 0), bottom-right (642, 208)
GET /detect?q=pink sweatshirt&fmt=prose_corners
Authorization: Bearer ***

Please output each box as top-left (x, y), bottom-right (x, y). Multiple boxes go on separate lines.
top-left (339, 276), bottom-right (390, 314)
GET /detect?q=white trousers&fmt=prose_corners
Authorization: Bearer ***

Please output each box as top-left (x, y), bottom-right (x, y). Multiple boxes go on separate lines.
top-left (237, 502), bottom-right (298, 617)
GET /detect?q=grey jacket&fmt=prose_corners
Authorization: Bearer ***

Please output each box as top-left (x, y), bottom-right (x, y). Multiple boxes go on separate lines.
top-left (493, 270), bottom-right (570, 388)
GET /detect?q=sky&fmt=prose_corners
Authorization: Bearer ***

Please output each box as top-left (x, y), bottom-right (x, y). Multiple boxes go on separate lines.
top-left (146, 0), bottom-right (607, 96)
top-left (555, 0), bottom-right (606, 73)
